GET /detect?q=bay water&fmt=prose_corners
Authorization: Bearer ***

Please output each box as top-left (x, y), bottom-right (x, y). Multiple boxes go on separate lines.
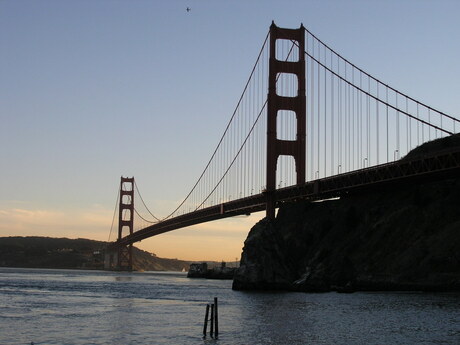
top-left (0, 267), bottom-right (459, 345)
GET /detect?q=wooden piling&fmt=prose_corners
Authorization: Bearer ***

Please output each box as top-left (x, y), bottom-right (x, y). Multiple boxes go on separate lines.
top-left (214, 297), bottom-right (218, 338)
top-left (203, 304), bottom-right (210, 337)
top-left (203, 298), bottom-right (220, 338)
top-left (210, 304), bottom-right (214, 337)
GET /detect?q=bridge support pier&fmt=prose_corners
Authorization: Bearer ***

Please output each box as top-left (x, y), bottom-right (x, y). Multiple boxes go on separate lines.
top-left (265, 191), bottom-right (276, 221)
top-left (266, 22), bottom-right (306, 219)
top-left (104, 249), bottom-right (117, 270)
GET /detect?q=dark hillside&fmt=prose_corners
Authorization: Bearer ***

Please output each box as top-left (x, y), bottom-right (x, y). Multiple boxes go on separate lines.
top-left (0, 237), bottom-right (190, 271)
top-left (234, 135), bottom-right (460, 292)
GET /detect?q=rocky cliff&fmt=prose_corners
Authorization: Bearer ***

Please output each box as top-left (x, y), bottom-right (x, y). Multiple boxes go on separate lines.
top-left (233, 136), bottom-right (460, 292)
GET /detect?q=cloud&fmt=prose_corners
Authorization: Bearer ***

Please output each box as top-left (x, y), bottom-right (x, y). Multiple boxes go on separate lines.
top-left (0, 206), bottom-right (113, 241)
top-left (0, 208), bottom-right (65, 231)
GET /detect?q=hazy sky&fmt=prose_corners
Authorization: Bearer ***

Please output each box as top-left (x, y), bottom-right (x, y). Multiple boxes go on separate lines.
top-left (1, 0), bottom-right (459, 261)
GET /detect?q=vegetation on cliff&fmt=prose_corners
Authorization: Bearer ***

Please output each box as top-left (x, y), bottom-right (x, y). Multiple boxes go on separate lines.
top-left (0, 237), bottom-right (190, 271)
top-left (233, 135), bottom-right (460, 292)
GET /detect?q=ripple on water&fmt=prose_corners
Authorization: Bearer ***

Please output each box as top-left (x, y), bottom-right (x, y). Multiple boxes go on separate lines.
top-left (0, 268), bottom-right (459, 345)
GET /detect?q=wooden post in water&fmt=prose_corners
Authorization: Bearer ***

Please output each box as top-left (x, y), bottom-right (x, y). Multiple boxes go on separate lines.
top-left (202, 298), bottom-right (219, 338)
top-left (210, 304), bottom-right (214, 338)
top-left (203, 304), bottom-right (210, 337)
top-left (214, 297), bottom-right (219, 338)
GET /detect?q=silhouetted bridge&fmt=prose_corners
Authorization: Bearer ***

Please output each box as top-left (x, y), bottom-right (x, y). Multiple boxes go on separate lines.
top-left (106, 23), bottom-right (460, 270)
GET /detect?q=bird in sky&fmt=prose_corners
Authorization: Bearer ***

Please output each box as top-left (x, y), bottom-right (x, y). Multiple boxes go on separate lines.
top-left (186, 7), bottom-right (191, 12)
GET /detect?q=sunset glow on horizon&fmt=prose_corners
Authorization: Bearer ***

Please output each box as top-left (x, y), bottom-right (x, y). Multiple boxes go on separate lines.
top-left (0, 200), bottom-right (263, 261)
top-left (2, 1), bottom-right (459, 262)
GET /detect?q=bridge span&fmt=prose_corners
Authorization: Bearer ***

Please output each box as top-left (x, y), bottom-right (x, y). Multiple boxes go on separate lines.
top-left (106, 22), bottom-right (460, 270)
top-left (108, 144), bottom-right (460, 269)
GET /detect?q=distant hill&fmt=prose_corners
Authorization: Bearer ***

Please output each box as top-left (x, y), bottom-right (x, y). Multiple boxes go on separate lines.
top-left (0, 236), bottom-right (191, 271)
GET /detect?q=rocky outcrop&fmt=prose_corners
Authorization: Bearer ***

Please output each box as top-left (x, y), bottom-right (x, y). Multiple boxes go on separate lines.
top-left (232, 219), bottom-right (298, 290)
top-left (233, 136), bottom-right (460, 292)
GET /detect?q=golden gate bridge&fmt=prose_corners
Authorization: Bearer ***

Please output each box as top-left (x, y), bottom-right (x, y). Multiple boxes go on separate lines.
top-left (106, 22), bottom-right (460, 270)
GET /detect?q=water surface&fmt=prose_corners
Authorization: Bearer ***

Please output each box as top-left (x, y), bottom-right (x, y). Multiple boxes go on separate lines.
top-left (0, 267), bottom-right (459, 344)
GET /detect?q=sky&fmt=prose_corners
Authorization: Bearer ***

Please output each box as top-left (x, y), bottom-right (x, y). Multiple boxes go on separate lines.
top-left (1, 0), bottom-right (460, 261)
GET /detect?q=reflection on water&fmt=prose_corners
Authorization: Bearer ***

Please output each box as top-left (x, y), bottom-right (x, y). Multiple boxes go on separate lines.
top-left (0, 267), bottom-right (459, 345)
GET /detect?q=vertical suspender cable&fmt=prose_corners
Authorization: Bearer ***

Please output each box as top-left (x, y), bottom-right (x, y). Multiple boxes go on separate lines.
top-left (331, 49), bottom-right (334, 176)
top-left (324, 44), bottom-right (327, 177)
top-left (317, 40), bottom-right (320, 177)
top-left (376, 82), bottom-right (379, 164)
top-left (386, 87), bottom-right (389, 162)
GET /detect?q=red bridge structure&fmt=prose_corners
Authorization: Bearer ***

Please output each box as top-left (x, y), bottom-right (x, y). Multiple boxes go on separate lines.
top-left (105, 22), bottom-right (460, 270)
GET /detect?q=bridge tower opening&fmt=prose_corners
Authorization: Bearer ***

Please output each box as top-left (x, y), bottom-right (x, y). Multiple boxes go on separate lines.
top-left (266, 22), bottom-right (306, 219)
top-left (117, 176), bottom-right (134, 270)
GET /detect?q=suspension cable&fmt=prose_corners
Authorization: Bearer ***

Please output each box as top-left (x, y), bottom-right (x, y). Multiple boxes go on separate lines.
top-left (301, 42), bottom-right (453, 135)
top-left (134, 207), bottom-right (157, 224)
top-left (161, 29), bottom-right (271, 220)
top-left (107, 186), bottom-right (120, 242)
top-left (303, 27), bottom-right (460, 124)
top-left (197, 97), bottom-right (268, 209)
top-left (134, 180), bottom-right (161, 222)
top-left (196, 40), bottom-right (298, 208)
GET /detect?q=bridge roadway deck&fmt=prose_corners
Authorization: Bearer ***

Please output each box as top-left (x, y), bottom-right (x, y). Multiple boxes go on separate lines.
top-left (113, 147), bottom-right (460, 248)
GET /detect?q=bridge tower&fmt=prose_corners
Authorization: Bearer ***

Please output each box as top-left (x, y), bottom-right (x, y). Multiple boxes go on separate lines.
top-left (266, 22), bottom-right (306, 219)
top-left (117, 176), bottom-right (134, 270)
